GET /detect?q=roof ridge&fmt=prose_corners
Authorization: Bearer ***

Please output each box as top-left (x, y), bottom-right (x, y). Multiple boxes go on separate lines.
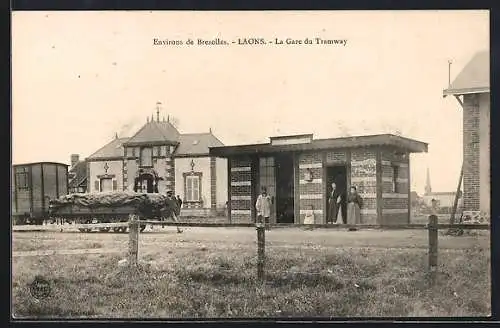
top-left (181, 132), bottom-right (211, 136)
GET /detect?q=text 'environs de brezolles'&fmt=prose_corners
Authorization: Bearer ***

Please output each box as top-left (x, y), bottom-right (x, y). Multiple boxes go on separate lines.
top-left (152, 37), bottom-right (347, 47)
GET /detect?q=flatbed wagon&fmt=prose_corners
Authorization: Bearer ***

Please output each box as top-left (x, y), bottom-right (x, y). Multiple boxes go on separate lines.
top-left (49, 191), bottom-right (177, 233)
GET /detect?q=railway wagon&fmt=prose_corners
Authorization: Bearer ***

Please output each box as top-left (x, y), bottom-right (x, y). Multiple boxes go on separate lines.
top-left (49, 191), bottom-right (178, 233)
top-left (12, 162), bottom-right (69, 225)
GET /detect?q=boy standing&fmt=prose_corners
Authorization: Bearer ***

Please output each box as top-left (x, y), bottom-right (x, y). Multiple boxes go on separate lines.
top-left (255, 186), bottom-right (272, 229)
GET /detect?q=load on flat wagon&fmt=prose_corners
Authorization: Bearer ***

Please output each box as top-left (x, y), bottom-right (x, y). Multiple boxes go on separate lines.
top-left (49, 191), bottom-right (178, 233)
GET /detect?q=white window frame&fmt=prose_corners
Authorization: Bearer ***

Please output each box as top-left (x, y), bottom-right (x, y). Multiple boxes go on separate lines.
top-left (185, 175), bottom-right (201, 202)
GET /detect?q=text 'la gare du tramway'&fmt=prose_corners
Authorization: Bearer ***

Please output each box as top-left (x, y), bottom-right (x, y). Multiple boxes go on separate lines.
top-left (153, 37), bottom-right (347, 46)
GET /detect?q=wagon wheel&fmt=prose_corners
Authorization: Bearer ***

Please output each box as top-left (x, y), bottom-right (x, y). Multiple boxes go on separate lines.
top-left (112, 227), bottom-right (121, 233)
top-left (98, 218), bottom-right (111, 233)
top-left (82, 219), bottom-right (93, 233)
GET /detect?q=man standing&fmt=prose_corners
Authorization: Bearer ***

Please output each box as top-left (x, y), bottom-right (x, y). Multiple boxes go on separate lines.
top-left (328, 182), bottom-right (342, 224)
top-left (255, 186), bottom-right (272, 230)
top-left (164, 190), bottom-right (182, 233)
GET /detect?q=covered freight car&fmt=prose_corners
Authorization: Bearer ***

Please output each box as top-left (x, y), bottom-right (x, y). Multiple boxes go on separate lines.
top-left (11, 162), bottom-right (69, 225)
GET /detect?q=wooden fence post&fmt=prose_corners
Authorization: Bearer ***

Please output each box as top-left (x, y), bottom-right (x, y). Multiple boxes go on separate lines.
top-left (256, 222), bottom-right (266, 281)
top-left (428, 214), bottom-right (438, 285)
top-left (128, 214), bottom-right (139, 267)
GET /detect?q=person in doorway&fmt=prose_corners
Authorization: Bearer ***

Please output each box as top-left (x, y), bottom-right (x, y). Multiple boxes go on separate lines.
top-left (328, 182), bottom-right (342, 224)
top-left (256, 186), bottom-right (272, 230)
top-left (347, 186), bottom-right (363, 230)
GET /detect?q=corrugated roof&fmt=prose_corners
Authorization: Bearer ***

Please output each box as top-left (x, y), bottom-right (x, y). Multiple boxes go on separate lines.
top-left (210, 134), bottom-right (428, 157)
top-left (87, 137), bottom-right (129, 159)
top-left (175, 133), bottom-right (225, 156)
top-left (68, 161), bottom-right (87, 188)
top-left (443, 50), bottom-right (489, 96)
top-left (125, 120), bottom-right (180, 145)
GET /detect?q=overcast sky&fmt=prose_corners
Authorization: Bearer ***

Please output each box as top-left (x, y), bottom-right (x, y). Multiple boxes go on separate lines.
top-left (12, 10), bottom-right (489, 195)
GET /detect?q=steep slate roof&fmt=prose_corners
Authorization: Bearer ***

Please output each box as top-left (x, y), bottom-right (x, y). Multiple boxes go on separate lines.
top-left (210, 134), bottom-right (428, 157)
top-left (87, 137), bottom-right (129, 160)
top-left (68, 161), bottom-right (87, 188)
top-left (443, 50), bottom-right (489, 96)
top-left (175, 133), bottom-right (225, 156)
top-left (124, 120), bottom-right (180, 145)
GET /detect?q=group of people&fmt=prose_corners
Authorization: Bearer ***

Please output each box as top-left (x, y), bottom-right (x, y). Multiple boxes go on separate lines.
top-left (255, 182), bottom-right (363, 227)
top-left (327, 182), bottom-right (363, 225)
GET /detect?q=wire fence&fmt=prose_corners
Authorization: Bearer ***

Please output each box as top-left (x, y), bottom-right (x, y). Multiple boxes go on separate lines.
top-left (13, 216), bottom-right (489, 286)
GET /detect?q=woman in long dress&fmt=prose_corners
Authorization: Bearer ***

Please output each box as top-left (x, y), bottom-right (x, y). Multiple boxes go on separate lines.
top-left (347, 186), bottom-right (362, 225)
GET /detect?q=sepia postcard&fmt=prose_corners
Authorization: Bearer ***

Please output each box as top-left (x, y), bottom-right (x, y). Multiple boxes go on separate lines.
top-left (11, 10), bottom-right (490, 320)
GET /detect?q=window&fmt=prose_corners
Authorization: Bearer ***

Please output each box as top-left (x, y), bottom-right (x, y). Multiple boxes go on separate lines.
top-left (15, 170), bottom-right (29, 190)
top-left (100, 178), bottom-right (113, 192)
top-left (140, 147), bottom-right (153, 167)
top-left (392, 165), bottom-right (399, 193)
top-left (185, 175), bottom-right (200, 202)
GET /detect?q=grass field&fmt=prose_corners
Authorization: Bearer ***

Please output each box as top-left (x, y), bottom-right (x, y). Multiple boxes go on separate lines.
top-left (12, 226), bottom-right (491, 319)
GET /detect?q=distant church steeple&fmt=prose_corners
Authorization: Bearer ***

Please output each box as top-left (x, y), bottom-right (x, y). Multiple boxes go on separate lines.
top-left (425, 167), bottom-right (432, 195)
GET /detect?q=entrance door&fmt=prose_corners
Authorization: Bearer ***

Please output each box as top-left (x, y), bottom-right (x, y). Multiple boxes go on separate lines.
top-left (258, 157), bottom-right (276, 223)
top-left (326, 165), bottom-right (348, 223)
top-left (135, 174), bottom-right (155, 193)
top-left (275, 153), bottom-right (295, 223)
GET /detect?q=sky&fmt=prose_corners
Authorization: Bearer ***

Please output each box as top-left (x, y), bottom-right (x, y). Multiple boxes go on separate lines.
top-left (12, 10), bottom-right (489, 195)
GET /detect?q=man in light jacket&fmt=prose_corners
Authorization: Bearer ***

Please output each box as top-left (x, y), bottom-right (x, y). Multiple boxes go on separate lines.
top-left (256, 186), bottom-right (272, 229)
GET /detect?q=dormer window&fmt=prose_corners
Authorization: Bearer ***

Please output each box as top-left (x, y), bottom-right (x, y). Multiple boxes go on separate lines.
top-left (140, 147), bottom-right (153, 167)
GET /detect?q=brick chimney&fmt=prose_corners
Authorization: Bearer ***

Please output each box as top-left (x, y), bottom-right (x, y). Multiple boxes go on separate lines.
top-left (71, 154), bottom-right (79, 168)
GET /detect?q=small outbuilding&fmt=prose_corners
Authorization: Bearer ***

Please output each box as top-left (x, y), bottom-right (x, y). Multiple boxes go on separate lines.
top-left (210, 133), bottom-right (427, 225)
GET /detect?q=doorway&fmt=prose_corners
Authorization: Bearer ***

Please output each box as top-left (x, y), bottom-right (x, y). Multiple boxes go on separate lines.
top-left (134, 173), bottom-right (156, 193)
top-left (326, 165), bottom-right (348, 223)
top-left (275, 153), bottom-right (295, 223)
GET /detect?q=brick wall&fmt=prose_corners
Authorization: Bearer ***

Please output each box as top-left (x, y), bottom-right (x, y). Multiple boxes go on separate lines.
top-left (463, 94), bottom-right (480, 211)
top-left (350, 148), bottom-right (377, 224)
top-left (229, 157), bottom-right (252, 223)
top-left (380, 148), bottom-right (410, 224)
top-left (298, 152), bottom-right (324, 223)
top-left (478, 93), bottom-right (490, 214)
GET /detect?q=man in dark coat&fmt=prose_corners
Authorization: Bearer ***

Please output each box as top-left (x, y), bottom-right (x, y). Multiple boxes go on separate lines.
top-left (163, 190), bottom-right (182, 233)
top-left (176, 195), bottom-right (183, 209)
top-left (328, 182), bottom-right (342, 224)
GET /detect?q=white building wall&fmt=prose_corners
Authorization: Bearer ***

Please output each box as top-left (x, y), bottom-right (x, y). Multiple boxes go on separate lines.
top-left (216, 157), bottom-right (228, 208)
top-left (174, 157), bottom-right (211, 208)
top-left (88, 160), bottom-right (123, 193)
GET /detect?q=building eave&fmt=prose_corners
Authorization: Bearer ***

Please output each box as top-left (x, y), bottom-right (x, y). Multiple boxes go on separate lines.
top-left (443, 87), bottom-right (490, 97)
top-left (85, 156), bottom-right (124, 162)
top-left (210, 134), bottom-right (428, 158)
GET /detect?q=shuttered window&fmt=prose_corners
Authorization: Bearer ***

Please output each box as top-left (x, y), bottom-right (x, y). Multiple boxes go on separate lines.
top-left (185, 176), bottom-right (200, 202)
